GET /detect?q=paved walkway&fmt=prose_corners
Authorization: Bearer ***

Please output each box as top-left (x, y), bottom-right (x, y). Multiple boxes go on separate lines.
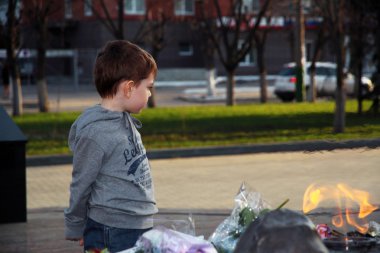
top-left (1, 148), bottom-right (380, 252)
top-left (26, 148), bottom-right (380, 211)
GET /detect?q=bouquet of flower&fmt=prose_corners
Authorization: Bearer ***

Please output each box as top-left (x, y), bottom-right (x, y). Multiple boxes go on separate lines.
top-left (121, 226), bottom-right (217, 253)
top-left (208, 182), bottom-right (277, 253)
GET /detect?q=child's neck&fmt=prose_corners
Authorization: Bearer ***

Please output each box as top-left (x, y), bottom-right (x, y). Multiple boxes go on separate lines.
top-left (101, 97), bottom-right (126, 112)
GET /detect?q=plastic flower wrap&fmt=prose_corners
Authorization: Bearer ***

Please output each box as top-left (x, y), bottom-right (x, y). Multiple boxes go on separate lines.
top-left (367, 221), bottom-right (380, 237)
top-left (121, 225), bottom-right (217, 253)
top-left (153, 215), bottom-right (196, 236)
top-left (208, 182), bottom-right (271, 253)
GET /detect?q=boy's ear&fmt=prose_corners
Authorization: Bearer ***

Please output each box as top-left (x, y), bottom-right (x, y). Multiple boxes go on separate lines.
top-left (123, 80), bottom-right (135, 98)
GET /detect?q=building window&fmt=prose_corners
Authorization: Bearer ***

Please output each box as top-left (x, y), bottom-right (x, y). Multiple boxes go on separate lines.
top-left (65, 0), bottom-right (73, 19)
top-left (178, 42), bottom-right (193, 56)
top-left (239, 40), bottom-right (255, 66)
top-left (125, 0), bottom-right (145, 14)
top-left (302, 0), bottom-right (312, 13)
top-left (84, 0), bottom-right (93, 16)
top-left (240, 0), bottom-right (260, 13)
top-left (174, 0), bottom-right (194, 15)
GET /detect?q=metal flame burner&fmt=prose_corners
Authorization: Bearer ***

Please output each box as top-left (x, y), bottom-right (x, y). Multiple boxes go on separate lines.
top-left (323, 236), bottom-right (379, 253)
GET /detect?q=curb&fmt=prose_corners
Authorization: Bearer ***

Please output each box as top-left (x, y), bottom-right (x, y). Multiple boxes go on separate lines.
top-left (28, 207), bottom-right (232, 216)
top-left (26, 138), bottom-right (380, 167)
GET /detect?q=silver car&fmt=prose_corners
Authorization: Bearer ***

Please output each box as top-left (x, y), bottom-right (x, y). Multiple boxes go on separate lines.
top-left (274, 62), bottom-right (373, 102)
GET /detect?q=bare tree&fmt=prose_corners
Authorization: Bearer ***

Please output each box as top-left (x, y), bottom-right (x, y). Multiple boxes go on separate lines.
top-left (347, 1), bottom-right (365, 115)
top-left (307, 1), bottom-right (330, 102)
top-left (202, 35), bottom-right (218, 97)
top-left (253, 5), bottom-right (274, 104)
top-left (5, 0), bottom-right (23, 116)
top-left (294, 0), bottom-right (306, 102)
top-left (326, 0), bottom-right (347, 133)
top-left (255, 2), bottom-right (296, 103)
top-left (86, 0), bottom-right (166, 107)
top-left (309, 0), bottom-right (347, 132)
top-left (346, 0), bottom-right (379, 114)
top-left (134, 3), bottom-right (169, 60)
top-left (24, 0), bottom-right (59, 112)
top-left (368, 3), bottom-right (380, 113)
top-left (133, 2), bottom-right (170, 108)
top-left (198, 0), bottom-right (271, 106)
top-left (307, 18), bottom-right (328, 102)
top-left (192, 11), bottom-right (218, 97)
top-left (253, 27), bottom-right (269, 103)
top-left (85, 0), bottom-right (125, 39)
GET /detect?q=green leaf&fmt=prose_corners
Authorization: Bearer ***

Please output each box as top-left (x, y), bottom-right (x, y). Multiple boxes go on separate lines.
top-left (238, 207), bottom-right (257, 226)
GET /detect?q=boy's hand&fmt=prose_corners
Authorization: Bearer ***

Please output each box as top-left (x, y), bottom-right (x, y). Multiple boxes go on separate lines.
top-left (66, 237), bottom-right (84, 246)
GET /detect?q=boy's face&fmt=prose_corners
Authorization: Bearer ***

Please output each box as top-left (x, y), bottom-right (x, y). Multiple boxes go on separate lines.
top-left (125, 72), bottom-right (154, 113)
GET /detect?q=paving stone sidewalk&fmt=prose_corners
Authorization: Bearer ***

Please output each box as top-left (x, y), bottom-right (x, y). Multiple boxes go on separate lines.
top-left (2, 148), bottom-right (380, 252)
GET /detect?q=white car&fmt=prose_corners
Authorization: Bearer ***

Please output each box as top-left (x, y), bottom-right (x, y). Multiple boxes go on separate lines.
top-left (274, 62), bottom-right (373, 102)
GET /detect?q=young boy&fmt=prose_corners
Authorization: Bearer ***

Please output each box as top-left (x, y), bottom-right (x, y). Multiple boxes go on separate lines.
top-left (64, 40), bottom-right (158, 252)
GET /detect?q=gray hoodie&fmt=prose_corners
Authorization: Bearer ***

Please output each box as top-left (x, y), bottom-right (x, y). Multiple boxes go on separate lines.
top-left (64, 105), bottom-right (158, 239)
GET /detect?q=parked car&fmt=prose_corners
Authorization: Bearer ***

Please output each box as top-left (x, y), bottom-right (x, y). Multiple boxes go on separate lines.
top-left (274, 62), bottom-right (374, 102)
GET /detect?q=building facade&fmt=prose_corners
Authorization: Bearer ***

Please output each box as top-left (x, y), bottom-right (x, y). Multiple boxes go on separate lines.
top-left (17, 0), bottom-right (331, 85)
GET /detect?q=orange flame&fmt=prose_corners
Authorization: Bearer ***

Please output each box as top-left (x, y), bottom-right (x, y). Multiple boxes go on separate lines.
top-left (303, 183), bottom-right (378, 234)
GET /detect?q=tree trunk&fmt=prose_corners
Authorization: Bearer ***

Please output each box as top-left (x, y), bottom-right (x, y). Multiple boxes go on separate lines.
top-left (294, 0), bottom-right (305, 102)
top-left (333, 85), bottom-right (346, 133)
top-left (308, 36), bottom-right (323, 103)
top-left (36, 20), bottom-right (49, 112)
top-left (147, 46), bottom-right (160, 108)
top-left (203, 36), bottom-right (216, 97)
top-left (308, 66), bottom-right (317, 102)
top-left (36, 79), bottom-right (49, 112)
top-left (10, 73), bottom-right (23, 116)
top-left (355, 60), bottom-right (363, 115)
top-left (226, 70), bottom-right (235, 106)
top-left (6, 0), bottom-right (23, 116)
top-left (333, 38), bottom-right (346, 133)
top-left (350, 9), bottom-right (364, 115)
top-left (256, 39), bottom-right (268, 103)
top-left (368, 7), bottom-right (380, 114)
top-left (206, 68), bottom-right (217, 97)
top-left (259, 70), bottom-right (268, 103)
top-left (147, 88), bottom-right (156, 108)
top-left (333, 1), bottom-right (346, 134)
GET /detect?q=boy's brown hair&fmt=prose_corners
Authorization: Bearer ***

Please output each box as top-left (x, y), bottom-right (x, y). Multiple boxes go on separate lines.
top-left (94, 40), bottom-right (157, 98)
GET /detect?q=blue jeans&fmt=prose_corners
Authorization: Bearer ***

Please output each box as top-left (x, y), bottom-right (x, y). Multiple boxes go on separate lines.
top-left (83, 218), bottom-right (151, 253)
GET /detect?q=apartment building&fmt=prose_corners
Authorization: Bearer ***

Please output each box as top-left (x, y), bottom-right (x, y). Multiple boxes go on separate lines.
top-left (17, 0), bottom-right (328, 84)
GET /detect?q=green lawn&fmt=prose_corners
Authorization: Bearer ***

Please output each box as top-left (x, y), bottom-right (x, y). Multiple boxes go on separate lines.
top-left (12, 100), bottom-right (380, 156)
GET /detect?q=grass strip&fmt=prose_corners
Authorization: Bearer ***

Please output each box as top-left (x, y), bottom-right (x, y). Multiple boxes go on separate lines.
top-left (12, 100), bottom-right (380, 156)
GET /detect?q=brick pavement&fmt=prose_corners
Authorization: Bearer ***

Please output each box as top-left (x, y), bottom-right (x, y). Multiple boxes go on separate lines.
top-left (26, 149), bottom-right (380, 211)
top-left (1, 148), bottom-right (380, 252)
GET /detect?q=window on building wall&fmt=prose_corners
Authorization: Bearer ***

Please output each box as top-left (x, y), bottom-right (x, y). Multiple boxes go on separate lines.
top-left (290, 0), bottom-right (312, 13)
top-left (178, 42), bottom-right (193, 56)
top-left (175, 0), bottom-right (194, 15)
top-left (65, 0), bottom-right (73, 18)
top-left (302, 0), bottom-right (312, 13)
top-left (252, 0), bottom-right (260, 10)
top-left (239, 40), bottom-right (255, 66)
top-left (84, 0), bottom-right (93, 16)
top-left (240, 0), bottom-right (260, 13)
top-left (125, 0), bottom-right (145, 14)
